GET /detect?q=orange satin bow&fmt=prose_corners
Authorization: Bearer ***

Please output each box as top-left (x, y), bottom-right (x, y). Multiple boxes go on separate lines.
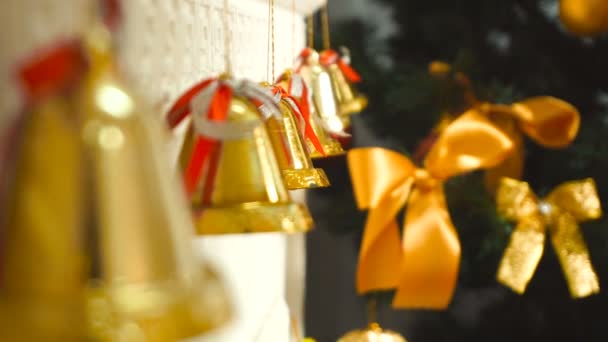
top-left (348, 111), bottom-right (514, 309)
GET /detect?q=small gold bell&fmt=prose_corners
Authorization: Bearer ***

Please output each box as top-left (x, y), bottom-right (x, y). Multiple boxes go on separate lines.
top-left (175, 79), bottom-right (313, 234)
top-left (320, 48), bottom-right (368, 119)
top-left (262, 84), bottom-right (329, 189)
top-left (296, 48), bottom-right (349, 134)
top-left (337, 323), bottom-right (408, 342)
top-left (276, 69), bottom-right (345, 158)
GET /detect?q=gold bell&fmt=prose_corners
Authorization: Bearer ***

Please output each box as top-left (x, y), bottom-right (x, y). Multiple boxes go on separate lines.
top-left (0, 24), bottom-right (232, 341)
top-left (262, 84), bottom-right (329, 189)
top-left (276, 69), bottom-right (344, 158)
top-left (338, 323), bottom-right (408, 342)
top-left (173, 79), bottom-right (313, 234)
top-left (320, 48), bottom-right (368, 119)
top-left (0, 94), bottom-right (89, 341)
top-left (296, 48), bottom-right (350, 134)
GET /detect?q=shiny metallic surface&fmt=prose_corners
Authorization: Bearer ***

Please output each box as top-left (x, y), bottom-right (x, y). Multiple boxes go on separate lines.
top-left (327, 63), bottom-right (368, 117)
top-left (266, 100), bottom-right (330, 189)
top-left (190, 96), bottom-right (313, 234)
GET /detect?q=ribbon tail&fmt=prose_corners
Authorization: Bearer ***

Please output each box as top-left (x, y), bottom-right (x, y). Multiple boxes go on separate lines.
top-left (393, 187), bottom-right (460, 309)
top-left (357, 212), bottom-right (403, 294)
top-left (337, 60), bottom-right (361, 83)
top-left (295, 87), bottom-right (325, 156)
top-left (358, 179), bottom-right (412, 293)
top-left (497, 217), bottom-right (545, 294)
top-left (184, 137), bottom-right (215, 196)
top-left (550, 214), bottom-right (599, 298)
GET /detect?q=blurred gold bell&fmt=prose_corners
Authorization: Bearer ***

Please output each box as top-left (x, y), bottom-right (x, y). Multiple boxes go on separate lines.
top-left (0, 95), bottom-right (89, 341)
top-left (179, 79), bottom-right (313, 234)
top-left (320, 48), bottom-right (368, 119)
top-left (276, 69), bottom-right (344, 158)
top-left (296, 48), bottom-right (349, 134)
top-left (263, 85), bottom-right (329, 189)
top-left (79, 25), bottom-right (231, 340)
top-left (338, 323), bottom-right (408, 342)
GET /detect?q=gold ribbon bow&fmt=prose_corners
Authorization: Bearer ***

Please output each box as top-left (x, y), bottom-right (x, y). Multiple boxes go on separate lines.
top-left (348, 111), bottom-right (514, 309)
top-left (496, 177), bottom-right (602, 298)
top-left (480, 97), bottom-right (580, 192)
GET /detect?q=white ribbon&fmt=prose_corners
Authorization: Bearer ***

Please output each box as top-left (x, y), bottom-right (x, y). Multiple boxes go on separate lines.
top-left (190, 78), bottom-right (280, 140)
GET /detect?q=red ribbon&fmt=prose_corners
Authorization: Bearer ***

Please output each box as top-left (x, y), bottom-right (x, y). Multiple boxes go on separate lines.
top-left (295, 47), bottom-right (315, 73)
top-left (17, 40), bottom-right (87, 102)
top-left (282, 82), bottom-right (326, 156)
top-left (320, 49), bottom-right (362, 83)
top-left (166, 79), bottom-right (232, 199)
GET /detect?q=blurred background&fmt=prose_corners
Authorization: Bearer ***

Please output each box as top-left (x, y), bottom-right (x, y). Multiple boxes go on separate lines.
top-left (306, 0), bottom-right (608, 341)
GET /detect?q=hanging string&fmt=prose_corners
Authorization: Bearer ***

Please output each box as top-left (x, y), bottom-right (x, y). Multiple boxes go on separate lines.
top-left (291, 0), bottom-right (296, 60)
top-left (307, 14), bottom-right (314, 49)
top-left (223, 0), bottom-right (232, 75)
top-left (321, 3), bottom-right (331, 50)
top-left (366, 294), bottom-right (378, 324)
top-left (271, 0), bottom-right (275, 81)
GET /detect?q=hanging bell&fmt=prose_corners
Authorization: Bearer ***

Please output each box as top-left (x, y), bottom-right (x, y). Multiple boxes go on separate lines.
top-left (319, 47), bottom-right (367, 119)
top-left (79, 25), bottom-right (231, 340)
top-left (277, 69), bottom-right (344, 158)
top-left (170, 78), bottom-right (313, 234)
top-left (296, 48), bottom-right (349, 134)
top-left (261, 84), bottom-right (329, 189)
top-left (337, 323), bottom-right (408, 342)
top-left (0, 95), bottom-right (89, 341)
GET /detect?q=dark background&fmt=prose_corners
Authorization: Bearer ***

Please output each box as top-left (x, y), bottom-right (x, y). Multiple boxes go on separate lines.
top-left (305, 0), bottom-right (608, 341)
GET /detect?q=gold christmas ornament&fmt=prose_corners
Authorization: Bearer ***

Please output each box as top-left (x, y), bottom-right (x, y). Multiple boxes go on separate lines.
top-left (296, 48), bottom-right (349, 134)
top-left (0, 94), bottom-right (88, 341)
top-left (1, 24), bottom-right (232, 340)
top-left (167, 77), bottom-right (313, 234)
top-left (320, 48), bottom-right (368, 117)
top-left (276, 70), bottom-right (345, 158)
top-left (81, 25), bottom-right (232, 340)
top-left (559, 0), bottom-right (608, 36)
top-left (262, 83), bottom-right (330, 189)
top-left (338, 323), bottom-right (407, 342)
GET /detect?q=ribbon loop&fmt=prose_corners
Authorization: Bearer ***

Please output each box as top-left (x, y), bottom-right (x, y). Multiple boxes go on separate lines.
top-left (425, 109), bottom-right (514, 179)
top-left (510, 96), bottom-right (580, 148)
top-left (545, 178), bottom-right (602, 221)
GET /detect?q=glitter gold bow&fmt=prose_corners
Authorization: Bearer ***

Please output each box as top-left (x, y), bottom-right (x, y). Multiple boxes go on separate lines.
top-left (348, 111), bottom-right (514, 309)
top-left (496, 177), bottom-right (602, 297)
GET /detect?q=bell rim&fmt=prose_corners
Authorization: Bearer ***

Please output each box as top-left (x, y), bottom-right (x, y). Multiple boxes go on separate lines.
top-left (282, 168), bottom-right (330, 189)
top-left (193, 202), bottom-right (313, 235)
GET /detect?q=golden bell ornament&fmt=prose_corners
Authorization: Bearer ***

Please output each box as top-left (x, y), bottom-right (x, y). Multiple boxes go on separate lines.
top-left (167, 77), bottom-right (313, 234)
top-left (560, 0), bottom-right (608, 36)
top-left (0, 95), bottom-right (89, 341)
top-left (296, 48), bottom-right (350, 134)
top-left (276, 70), bottom-right (345, 158)
top-left (338, 323), bottom-right (408, 342)
top-left (262, 84), bottom-right (329, 189)
top-left (80, 25), bottom-right (232, 340)
top-left (320, 48), bottom-right (368, 118)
